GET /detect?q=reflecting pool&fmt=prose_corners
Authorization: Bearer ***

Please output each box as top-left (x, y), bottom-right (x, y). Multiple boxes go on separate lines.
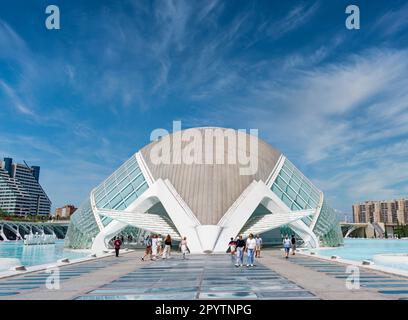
top-left (315, 238), bottom-right (408, 270)
top-left (0, 240), bottom-right (89, 270)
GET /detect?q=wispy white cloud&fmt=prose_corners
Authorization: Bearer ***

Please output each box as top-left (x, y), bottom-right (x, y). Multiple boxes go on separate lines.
top-left (267, 1), bottom-right (320, 40)
top-left (0, 80), bottom-right (34, 115)
top-left (372, 2), bottom-right (408, 37)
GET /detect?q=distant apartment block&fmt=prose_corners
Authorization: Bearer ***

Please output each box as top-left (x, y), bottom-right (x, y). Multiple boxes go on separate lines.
top-left (0, 157), bottom-right (51, 215)
top-left (352, 199), bottom-right (408, 225)
top-left (55, 204), bottom-right (77, 219)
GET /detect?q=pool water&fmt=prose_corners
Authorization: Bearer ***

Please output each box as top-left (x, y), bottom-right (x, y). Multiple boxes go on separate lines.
top-left (0, 240), bottom-right (89, 269)
top-left (315, 239), bottom-right (408, 270)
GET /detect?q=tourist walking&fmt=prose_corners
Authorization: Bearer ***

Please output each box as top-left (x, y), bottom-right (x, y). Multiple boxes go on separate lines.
top-left (162, 234), bottom-right (172, 259)
top-left (180, 236), bottom-right (189, 259)
top-left (255, 234), bottom-right (262, 258)
top-left (235, 235), bottom-right (246, 267)
top-left (291, 234), bottom-right (297, 255)
top-left (157, 234), bottom-right (163, 256)
top-left (245, 233), bottom-right (256, 267)
top-left (283, 235), bottom-right (291, 259)
top-left (151, 234), bottom-right (158, 260)
top-left (142, 234), bottom-right (152, 261)
top-left (228, 237), bottom-right (237, 255)
top-left (114, 237), bottom-right (122, 257)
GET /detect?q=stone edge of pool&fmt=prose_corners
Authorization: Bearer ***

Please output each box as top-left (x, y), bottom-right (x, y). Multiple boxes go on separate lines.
top-left (0, 249), bottom-right (137, 280)
top-left (296, 249), bottom-right (408, 278)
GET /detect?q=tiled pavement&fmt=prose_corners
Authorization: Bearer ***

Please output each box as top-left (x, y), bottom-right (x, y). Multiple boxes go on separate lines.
top-left (0, 258), bottom-right (124, 298)
top-left (1, 250), bottom-right (408, 300)
top-left (288, 256), bottom-right (408, 300)
top-left (75, 254), bottom-right (317, 300)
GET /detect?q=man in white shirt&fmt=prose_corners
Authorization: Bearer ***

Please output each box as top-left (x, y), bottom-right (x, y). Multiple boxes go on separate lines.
top-left (151, 234), bottom-right (158, 260)
top-left (245, 233), bottom-right (257, 267)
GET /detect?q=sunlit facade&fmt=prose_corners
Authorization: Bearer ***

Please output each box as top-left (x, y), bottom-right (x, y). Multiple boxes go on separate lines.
top-left (66, 127), bottom-right (343, 253)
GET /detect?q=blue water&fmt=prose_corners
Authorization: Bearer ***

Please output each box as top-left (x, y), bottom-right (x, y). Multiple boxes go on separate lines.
top-left (315, 239), bottom-right (408, 268)
top-left (0, 240), bottom-right (88, 269)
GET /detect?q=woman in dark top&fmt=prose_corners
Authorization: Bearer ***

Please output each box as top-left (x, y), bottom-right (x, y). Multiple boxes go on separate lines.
top-left (162, 234), bottom-right (172, 259)
top-left (114, 237), bottom-right (122, 257)
top-left (235, 235), bottom-right (246, 267)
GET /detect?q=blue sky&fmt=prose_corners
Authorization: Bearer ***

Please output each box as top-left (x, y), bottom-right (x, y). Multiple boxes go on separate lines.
top-left (1, 0), bottom-right (408, 218)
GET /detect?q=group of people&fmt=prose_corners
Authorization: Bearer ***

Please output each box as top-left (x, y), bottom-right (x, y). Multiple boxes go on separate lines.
top-left (226, 233), bottom-right (297, 266)
top-left (113, 232), bottom-right (298, 262)
top-left (227, 233), bottom-right (263, 267)
top-left (283, 234), bottom-right (297, 259)
top-left (141, 234), bottom-right (189, 261)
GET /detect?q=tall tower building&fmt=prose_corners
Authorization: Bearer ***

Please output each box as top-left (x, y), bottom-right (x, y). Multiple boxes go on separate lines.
top-left (0, 157), bottom-right (51, 216)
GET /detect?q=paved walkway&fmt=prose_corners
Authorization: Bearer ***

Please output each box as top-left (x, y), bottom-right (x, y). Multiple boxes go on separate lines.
top-left (260, 250), bottom-right (408, 300)
top-left (76, 254), bottom-right (316, 300)
top-left (0, 249), bottom-right (407, 300)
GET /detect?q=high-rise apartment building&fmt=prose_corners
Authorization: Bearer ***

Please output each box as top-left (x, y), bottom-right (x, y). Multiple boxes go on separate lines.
top-left (352, 199), bottom-right (408, 225)
top-left (0, 157), bottom-right (51, 215)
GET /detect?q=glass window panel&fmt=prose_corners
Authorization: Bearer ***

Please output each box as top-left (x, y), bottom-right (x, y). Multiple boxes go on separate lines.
top-left (272, 184), bottom-right (283, 198)
top-left (116, 202), bottom-right (127, 210)
top-left (285, 185), bottom-right (297, 200)
top-left (291, 202), bottom-right (301, 210)
top-left (310, 190), bottom-right (320, 203)
top-left (106, 186), bottom-right (118, 200)
top-left (286, 159), bottom-right (296, 170)
top-left (132, 174), bottom-right (145, 189)
top-left (102, 201), bottom-right (112, 209)
top-left (280, 170), bottom-right (291, 183)
top-left (299, 188), bottom-right (309, 200)
top-left (301, 181), bottom-right (311, 192)
top-left (281, 192), bottom-right (292, 208)
top-left (295, 195), bottom-right (307, 208)
top-left (124, 192), bottom-right (138, 206)
top-left (110, 193), bottom-right (123, 208)
top-left (128, 167), bottom-right (142, 180)
top-left (291, 172), bottom-right (302, 186)
top-left (126, 156), bottom-right (136, 166)
top-left (120, 184), bottom-right (134, 199)
top-left (116, 170), bottom-right (128, 183)
top-left (289, 178), bottom-right (301, 192)
top-left (95, 191), bottom-right (105, 202)
top-left (95, 195), bottom-right (106, 207)
top-left (275, 176), bottom-right (287, 190)
top-left (104, 176), bottom-right (115, 188)
top-left (117, 176), bottom-right (130, 191)
top-left (126, 163), bottom-right (138, 174)
top-left (308, 197), bottom-right (318, 208)
top-left (136, 182), bottom-right (148, 196)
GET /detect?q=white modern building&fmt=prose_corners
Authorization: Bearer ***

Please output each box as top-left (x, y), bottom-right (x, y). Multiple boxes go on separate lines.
top-left (66, 127), bottom-right (343, 254)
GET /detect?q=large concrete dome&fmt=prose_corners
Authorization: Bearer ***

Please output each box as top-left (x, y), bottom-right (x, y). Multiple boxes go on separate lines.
top-left (66, 126), bottom-right (343, 254)
top-left (140, 127), bottom-right (281, 225)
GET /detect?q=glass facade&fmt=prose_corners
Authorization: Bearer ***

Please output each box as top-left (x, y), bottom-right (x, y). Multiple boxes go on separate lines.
top-left (66, 155), bottom-right (150, 249)
top-left (93, 155), bottom-right (148, 211)
top-left (65, 199), bottom-right (100, 249)
top-left (313, 200), bottom-right (343, 246)
top-left (271, 159), bottom-right (320, 226)
top-left (271, 158), bottom-right (343, 247)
